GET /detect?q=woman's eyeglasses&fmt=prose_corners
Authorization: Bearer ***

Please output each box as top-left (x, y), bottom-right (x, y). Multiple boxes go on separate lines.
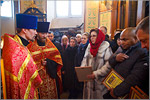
top-left (90, 35), bottom-right (97, 38)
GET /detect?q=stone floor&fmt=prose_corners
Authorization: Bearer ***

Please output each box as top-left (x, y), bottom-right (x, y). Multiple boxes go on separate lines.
top-left (60, 91), bottom-right (69, 99)
top-left (60, 91), bottom-right (83, 99)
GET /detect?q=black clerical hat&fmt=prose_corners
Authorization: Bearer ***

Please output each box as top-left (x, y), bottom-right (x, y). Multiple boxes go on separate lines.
top-left (37, 22), bottom-right (50, 33)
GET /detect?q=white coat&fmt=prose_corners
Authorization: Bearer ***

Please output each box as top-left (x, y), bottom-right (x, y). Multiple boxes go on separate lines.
top-left (81, 41), bottom-right (113, 99)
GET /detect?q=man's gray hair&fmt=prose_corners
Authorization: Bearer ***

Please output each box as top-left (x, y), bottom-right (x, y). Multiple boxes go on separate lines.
top-left (100, 26), bottom-right (107, 33)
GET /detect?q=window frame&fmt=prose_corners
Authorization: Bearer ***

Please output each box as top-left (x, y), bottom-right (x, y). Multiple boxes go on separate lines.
top-left (1, 0), bottom-right (14, 18)
top-left (55, 0), bottom-right (83, 18)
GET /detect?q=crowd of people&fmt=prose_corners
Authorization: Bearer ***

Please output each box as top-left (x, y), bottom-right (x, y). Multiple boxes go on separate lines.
top-left (1, 13), bottom-right (149, 99)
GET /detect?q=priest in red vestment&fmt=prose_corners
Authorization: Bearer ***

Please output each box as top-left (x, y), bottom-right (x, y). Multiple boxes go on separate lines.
top-left (2, 14), bottom-right (42, 99)
top-left (27, 22), bottom-right (63, 99)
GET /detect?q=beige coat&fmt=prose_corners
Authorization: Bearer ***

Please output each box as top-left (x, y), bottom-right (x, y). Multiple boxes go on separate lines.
top-left (81, 41), bottom-right (112, 99)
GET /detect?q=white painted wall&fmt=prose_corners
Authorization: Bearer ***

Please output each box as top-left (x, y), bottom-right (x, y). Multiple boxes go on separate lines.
top-left (50, 17), bottom-right (83, 28)
top-left (1, 17), bottom-right (15, 35)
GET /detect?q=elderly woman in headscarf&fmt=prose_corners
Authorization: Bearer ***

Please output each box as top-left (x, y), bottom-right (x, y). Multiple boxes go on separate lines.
top-left (61, 35), bottom-right (69, 92)
top-left (63, 37), bottom-right (78, 99)
top-left (76, 34), bottom-right (82, 46)
top-left (61, 35), bottom-right (69, 53)
top-left (81, 28), bottom-right (113, 99)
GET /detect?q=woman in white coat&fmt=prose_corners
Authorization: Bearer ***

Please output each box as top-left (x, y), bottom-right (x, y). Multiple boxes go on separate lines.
top-left (81, 28), bottom-right (113, 99)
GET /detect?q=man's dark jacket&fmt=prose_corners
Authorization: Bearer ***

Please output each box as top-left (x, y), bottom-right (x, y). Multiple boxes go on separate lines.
top-left (107, 42), bottom-right (149, 97)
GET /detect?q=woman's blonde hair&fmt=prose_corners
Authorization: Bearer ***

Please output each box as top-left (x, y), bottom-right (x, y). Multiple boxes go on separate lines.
top-left (82, 32), bottom-right (89, 38)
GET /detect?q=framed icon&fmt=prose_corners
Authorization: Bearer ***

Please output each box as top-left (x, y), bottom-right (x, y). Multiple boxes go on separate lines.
top-left (129, 86), bottom-right (149, 99)
top-left (102, 69), bottom-right (124, 89)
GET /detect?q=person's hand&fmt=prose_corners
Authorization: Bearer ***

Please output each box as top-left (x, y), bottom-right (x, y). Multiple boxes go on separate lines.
top-left (87, 73), bottom-right (95, 79)
top-left (41, 58), bottom-right (47, 66)
top-left (116, 53), bottom-right (129, 62)
top-left (109, 88), bottom-right (117, 99)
